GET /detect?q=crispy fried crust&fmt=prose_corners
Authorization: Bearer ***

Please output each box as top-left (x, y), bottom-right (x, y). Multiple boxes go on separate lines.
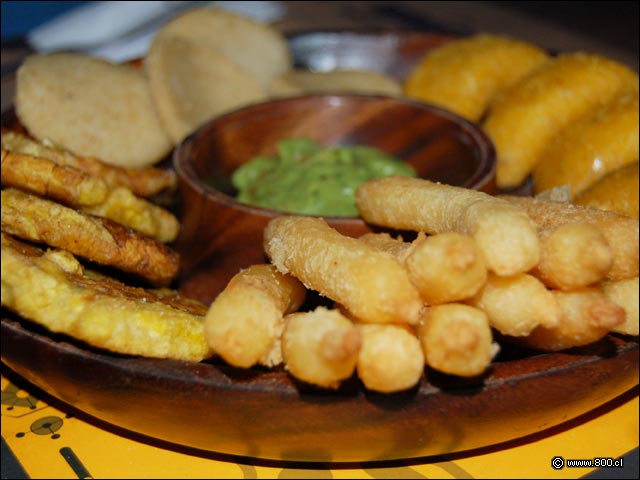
top-left (1, 233), bottom-right (211, 361)
top-left (2, 130), bottom-right (176, 198)
top-left (1, 188), bottom-right (180, 286)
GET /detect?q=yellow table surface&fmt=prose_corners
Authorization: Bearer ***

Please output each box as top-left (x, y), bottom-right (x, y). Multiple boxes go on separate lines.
top-left (1, 372), bottom-right (637, 479)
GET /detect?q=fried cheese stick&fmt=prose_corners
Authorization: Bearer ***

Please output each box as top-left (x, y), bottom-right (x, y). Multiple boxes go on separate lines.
top-left (469, 273), bottom-right (559, 337)
top-left (359, 231), bottom-right (487, 305)
top-left (204, 264), bottom-right (306, 368)
top-left (533, 222), bottom-right (613, 290)
top-left (484, 52), bottom-right (639, 188)
top-left (601, 277), bottom-right (639, 336)
top-left (282, 307), bottom-right (361, 389)
top-left (355, 177), bottom-right (540, 276)
top-left (404, 34), bottom-right (549, 121)
top-left (513, 288), bottom-right (625, 351)
top-left (264, 216), bottom-right (423, 325)
top-left (1, 233), bottom-right (211, 361)
top-left (356, 323), bottom-right (424, 393)
top-left (417, 303), bottom-right (498, 377)
top-left (501, 195), bottom-right (639, 281)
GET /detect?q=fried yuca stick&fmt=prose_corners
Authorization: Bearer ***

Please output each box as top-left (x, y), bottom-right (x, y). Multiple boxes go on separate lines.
top-left (404, 34), bottom-right (549, 121)
top-left (359, 231), bottom-right (487, 305)
top-left (355, 177), bottom-right (540, 276)
top-left (263, 216), bottom-right (423, 325)
top-left (1, 149), bottom-right (109, 206)
top-left (501, 195), bottom-right (639, 281)
top-left (282, 307), bottom-right (361, 389)
top-left (204, 264), bottom-right (306, 368)
top-left (601, 277), bottom-right (639, 336)
top-left (418, 303), bottom-right (498, 377)
top-left (533, 222), bottom-right (613, 290)
top-left (513, 288), bottom-right (625, 351)
top-left (356, 323), bottom-right (424, 393)
top-left (483, 52), bottom-right (639, 189)
top-left (469, 273), bottom-right (559, 336)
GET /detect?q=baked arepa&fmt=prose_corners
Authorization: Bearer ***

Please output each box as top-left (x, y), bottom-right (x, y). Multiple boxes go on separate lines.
top-left (15, 52), bottom-right (173, 168)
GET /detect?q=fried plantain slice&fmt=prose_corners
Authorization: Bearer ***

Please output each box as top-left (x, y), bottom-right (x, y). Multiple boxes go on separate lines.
top-left (1, 130), bottom-right (176, 198)
top-left (1, 188), bottom-right (180, 286)
top-left (1, 233), bottom-right (211, 361)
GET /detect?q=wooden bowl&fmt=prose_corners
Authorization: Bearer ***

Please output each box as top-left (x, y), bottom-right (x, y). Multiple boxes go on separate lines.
top-left (173, 94), bottom-right (496, 304)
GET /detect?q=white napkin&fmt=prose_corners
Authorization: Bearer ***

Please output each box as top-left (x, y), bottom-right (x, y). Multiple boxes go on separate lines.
top-left (27, 0), bottom-right (286, 63)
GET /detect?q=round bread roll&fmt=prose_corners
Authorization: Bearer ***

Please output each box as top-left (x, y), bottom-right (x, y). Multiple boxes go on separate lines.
top-left (145, 34), bottom-right (268, 143)
top-left (15, 53), bottom-right (173, 168)
top-left (152, 7), bottom-right (292, 87)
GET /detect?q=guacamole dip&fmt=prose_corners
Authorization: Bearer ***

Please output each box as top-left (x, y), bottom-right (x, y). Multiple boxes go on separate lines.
top-left (231, 138), bottom-right (417, 216)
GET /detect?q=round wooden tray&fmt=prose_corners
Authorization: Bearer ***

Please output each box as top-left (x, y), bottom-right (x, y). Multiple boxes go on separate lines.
top-left (2, 314), bottom-right (637, 462)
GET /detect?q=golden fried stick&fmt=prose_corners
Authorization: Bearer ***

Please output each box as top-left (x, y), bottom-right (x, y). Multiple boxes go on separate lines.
top-left (355, 177), bottom-right (540, 276)
top-left (501, 195), bottom-right (639, 281)
top-left (1, 149), bottom-right (109, 206)
top-left (359, 231), bottom-right (487, 305)
top-left (1, 233), bottom-right (211, 361)
top-left (1, 130), bottom-right (176, 198)
top-left (282, 307), bottom-right (361, 389)
top-left (468, 272), bottom-right (559, 337)
top-left (533, 222), bottom-right (613, 290)
top-left (484, 52), bottom-right (639, 188)
top-left (512, 288), bottom-right (625, 351)
top-left (574, 162), bottom-right (639, 219)
top-left (417, 303), bottom-right (498, 377)
top-left (1, 150), bottom-right (180, 243)
top-left (532, 91), bottom-right (639, 196)
top-left (1, 188), bottom-right (179, 286)
top-left (404, 34), bottom-right (549, 121)
top-left (601, 277), bottom-right (639, 336)
top-left (204, 264), bottom-right (306, 368)
top-left (264, 216), bottom-right (423, 325)
top-left (356, 323), bottom-right (424, 393)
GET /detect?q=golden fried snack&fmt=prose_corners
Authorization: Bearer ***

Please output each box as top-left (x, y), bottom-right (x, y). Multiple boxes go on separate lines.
top-left (1, 188), bottom-right (179, 286)
top-left (356, 177), bottom-right (540, 276)
top-left (601, 277), bottom-right (639, 336)
top-left (356, 323), bottom-right (424, 393)
top-left (533, 222), bottom-right (613, 290)
top-left (532, 91), bottom-right (639, 196)
top-left (484, 52), bottom-right (639, 188)
top-left (417, 303), bottom-right (498, 377)
top-left (264, 216), bottom-right (423, 325)
top-left (1, 149), bottom-right (109, 207)
top-left (469, 273), bottom-right (559, 337)
top-left (502, 195), bottom-right (639, 281)
top-left (359, 231), bottom-right (487, 305)
top-left (282, 307), bottom-right (361, 389)
top-left (574, 162), bottom-right (639, 219)
top-left (1, 150), bottom-right (180, 243)
top-left (404, 34), bottom-right (549, 121)
top-left (15, 52), bottom-right (173, 168)
top-left (204, 264), bottom-right (306, 368)
top-left (1, 233), bottom-right (211, 361)
top-left (1, 130), bottom-right (177, 198)
top-left (514, 288), bottom-right (625, 351)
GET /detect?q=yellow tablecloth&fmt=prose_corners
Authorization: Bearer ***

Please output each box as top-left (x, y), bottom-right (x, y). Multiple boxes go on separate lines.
top-left (1, 372), bottom-right (637, 479)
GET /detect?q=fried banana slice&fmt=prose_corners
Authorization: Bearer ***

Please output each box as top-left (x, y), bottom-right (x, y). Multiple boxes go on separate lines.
top-left (1, 188), bottom-right (179, 286)
top-left (1, 130), bottom-right (176, 198)
top-left (1, 233), bottom-right (211, 361)
top-left (1, 150), bottom-right (180, 242)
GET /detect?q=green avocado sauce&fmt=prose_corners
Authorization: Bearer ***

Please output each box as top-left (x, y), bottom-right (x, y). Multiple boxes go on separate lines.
top-left (231, 138), bottom-right (417, 216)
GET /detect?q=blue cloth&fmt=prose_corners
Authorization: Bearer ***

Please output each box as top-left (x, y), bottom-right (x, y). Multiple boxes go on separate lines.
top-left (1, 1), bottom-right (88, 40)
